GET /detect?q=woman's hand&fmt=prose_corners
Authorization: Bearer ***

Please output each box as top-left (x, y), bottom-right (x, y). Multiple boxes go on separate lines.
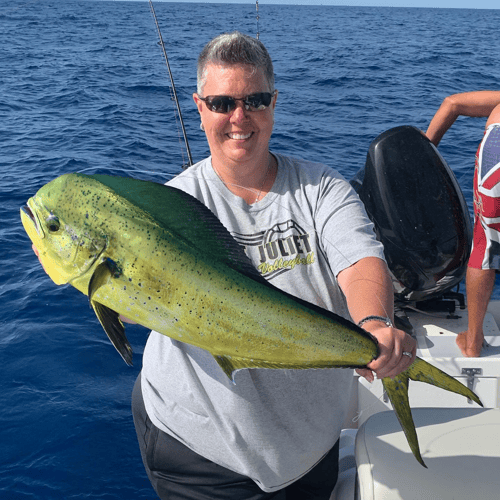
top-left (356, 324), bottom-right (417, 382)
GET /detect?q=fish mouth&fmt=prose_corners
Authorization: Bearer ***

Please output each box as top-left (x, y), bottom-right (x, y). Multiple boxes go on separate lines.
top-left (22, 204), bottom-right (35, 221)
top-left (21, 201), bottom-right (44, 239)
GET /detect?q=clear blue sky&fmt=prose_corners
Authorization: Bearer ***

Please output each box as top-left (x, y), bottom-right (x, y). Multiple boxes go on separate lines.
top-left (140, 0), bottom-right (498, 9)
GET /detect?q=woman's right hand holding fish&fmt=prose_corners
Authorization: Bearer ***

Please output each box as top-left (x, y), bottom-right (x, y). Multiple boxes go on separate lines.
top-left (337, 255), bottom-right (416, 382)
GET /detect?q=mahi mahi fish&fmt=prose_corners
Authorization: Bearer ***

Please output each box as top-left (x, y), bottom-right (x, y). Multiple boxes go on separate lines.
top-left (21, 173), bottom-right (482, 466)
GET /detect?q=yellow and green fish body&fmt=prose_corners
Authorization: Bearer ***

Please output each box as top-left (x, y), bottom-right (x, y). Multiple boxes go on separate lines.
top-left (21, 173), bottom-right (482, 466)
top-left (21, 173), bottom-right (375, 372)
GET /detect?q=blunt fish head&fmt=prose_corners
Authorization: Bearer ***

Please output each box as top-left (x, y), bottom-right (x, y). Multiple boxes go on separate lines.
top-left (21, 174), bottom-right (107, 286)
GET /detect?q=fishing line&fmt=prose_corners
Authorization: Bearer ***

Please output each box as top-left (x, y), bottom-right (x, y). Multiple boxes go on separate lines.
top-left (149, 0), bottom-right (193, 169)
top-left (351, 390), bottom-right (390, 424)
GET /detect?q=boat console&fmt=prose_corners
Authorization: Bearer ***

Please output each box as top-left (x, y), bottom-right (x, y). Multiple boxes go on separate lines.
top-left (351, 125), bottom-right (472, 326)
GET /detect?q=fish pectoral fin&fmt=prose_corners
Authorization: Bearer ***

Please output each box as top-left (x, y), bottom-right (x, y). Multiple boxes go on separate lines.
top-left (88, 259), bottom-right (132, 366)
top-left (91, 300), bottom-right (133, 367)
top-left (382, 356), bottom-right (484, 468)
top-left (382, 374), bottom-right (425, 467)
top-left (88, 258), bottom-right (121, 300)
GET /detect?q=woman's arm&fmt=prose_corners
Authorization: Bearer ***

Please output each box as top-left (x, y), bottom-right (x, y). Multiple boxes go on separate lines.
top-left (337, 256), bottom-right (416, 381)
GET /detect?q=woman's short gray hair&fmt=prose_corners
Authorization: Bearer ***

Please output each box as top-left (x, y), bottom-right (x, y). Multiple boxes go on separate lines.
top-left (197, 31), bottom-right (274, 95)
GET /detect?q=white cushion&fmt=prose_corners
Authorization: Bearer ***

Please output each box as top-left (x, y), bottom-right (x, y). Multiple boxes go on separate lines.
top-left (355, 408), bottom-right (500, 500)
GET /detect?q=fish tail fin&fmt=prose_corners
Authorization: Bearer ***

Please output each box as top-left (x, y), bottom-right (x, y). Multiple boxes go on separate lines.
top-left (382, 356), bottom-right (483, 467)
top-left (406, 356), bottom-right (483, 407)
top-left (382, 372), bottom-right (426, 467)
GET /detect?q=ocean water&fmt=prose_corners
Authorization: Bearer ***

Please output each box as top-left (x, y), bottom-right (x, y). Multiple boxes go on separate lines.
top-left (1, 1), bottom-right (500, 498)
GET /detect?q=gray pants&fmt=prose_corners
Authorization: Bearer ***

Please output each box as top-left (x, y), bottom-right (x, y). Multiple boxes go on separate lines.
top-left (132, 374), bottom-right (339, 500)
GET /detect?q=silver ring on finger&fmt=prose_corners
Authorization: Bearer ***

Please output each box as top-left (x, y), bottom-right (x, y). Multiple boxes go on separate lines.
top-left (402, 351), bottom-right (412, 357)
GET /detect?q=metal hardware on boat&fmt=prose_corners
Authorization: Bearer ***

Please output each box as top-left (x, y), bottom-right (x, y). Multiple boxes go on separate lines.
top-left (462, 368), bottom-right (482, 404)
top-left (383, 390), bottom-right (388, 403)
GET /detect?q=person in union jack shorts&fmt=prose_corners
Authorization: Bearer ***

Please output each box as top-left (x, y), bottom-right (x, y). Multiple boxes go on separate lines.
top-left (426, 91), bottom-right (500, 357)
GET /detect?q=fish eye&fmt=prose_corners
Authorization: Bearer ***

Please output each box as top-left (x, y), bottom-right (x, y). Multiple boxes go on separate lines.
top-left (46, 215), bottom-right (60, 233)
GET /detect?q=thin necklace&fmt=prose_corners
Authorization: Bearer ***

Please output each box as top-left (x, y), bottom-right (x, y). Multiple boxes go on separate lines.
top-left (254, 155), bottom-right (273, 203)
top-left (214, 155), bottom-right (274, 204)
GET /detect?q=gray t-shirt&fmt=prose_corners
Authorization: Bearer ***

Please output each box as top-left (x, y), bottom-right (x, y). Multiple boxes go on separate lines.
top-left (141, 153), bottom-right (385, 492)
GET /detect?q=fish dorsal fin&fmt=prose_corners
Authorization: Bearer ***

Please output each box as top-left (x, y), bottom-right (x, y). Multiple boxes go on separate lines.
top-left (83, 173), bottom-right (265, 282)
top-left (88, 258), bottom-right (133, 366)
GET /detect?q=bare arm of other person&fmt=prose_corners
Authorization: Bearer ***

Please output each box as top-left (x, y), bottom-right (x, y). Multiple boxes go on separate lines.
top-left (426, 90), bottom-right (500, 146)
top-left (337, 256), bottom-right (417, 382)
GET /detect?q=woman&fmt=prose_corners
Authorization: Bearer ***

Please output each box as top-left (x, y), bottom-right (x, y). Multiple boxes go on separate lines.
top-left (131, 31), bottom-right (417, 499)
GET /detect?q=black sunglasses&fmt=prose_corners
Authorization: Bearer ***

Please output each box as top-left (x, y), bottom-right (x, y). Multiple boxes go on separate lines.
top-left (198, 91), bottom-right (277, 114)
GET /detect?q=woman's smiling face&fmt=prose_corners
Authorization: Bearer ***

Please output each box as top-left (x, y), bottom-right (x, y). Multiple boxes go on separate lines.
top-left (193, 63), bottom-right (276, 169)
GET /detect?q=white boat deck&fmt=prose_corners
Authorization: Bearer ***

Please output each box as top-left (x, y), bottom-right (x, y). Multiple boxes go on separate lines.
top-left (332, 303), bottom-right (500, 500)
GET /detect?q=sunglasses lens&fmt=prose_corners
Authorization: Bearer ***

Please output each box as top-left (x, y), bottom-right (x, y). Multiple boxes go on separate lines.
top-left (246, 93), bottom-right (273, 110)
top-left (207, 96), bottom-right (234, 113)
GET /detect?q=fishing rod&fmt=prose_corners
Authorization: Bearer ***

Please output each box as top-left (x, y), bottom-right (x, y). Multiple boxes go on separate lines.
top-left (149, 0), bottom-right (193, 169)
top-left (256, 0), bottom-right (260, 39)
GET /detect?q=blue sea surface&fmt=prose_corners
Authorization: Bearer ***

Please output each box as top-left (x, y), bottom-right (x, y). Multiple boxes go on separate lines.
top-left (1, 1), bottom-right (500, 498)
